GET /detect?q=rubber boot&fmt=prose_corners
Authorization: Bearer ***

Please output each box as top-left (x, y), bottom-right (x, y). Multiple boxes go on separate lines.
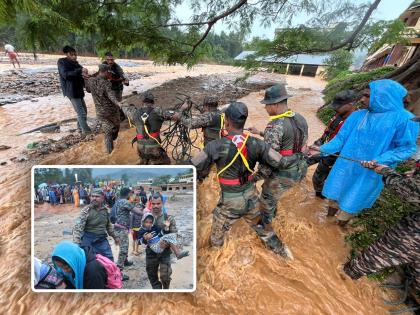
top-left (105, 137), bottom-right (114, 154)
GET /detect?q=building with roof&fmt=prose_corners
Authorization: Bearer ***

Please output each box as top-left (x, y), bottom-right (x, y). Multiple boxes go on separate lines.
top-left (234, 51), bottom-right (330, 77)
top-left (362, 1), bottom-right (420, 70)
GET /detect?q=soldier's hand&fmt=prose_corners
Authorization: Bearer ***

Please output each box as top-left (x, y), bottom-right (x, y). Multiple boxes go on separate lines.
top-left (247, 126), bottom-right (260, 135)
top-left (361, 160), bottom-right (378, 169)
top-left (308, 145), bottom-right (320, 156)
top-left (373, 164), bottom-right (388, 173)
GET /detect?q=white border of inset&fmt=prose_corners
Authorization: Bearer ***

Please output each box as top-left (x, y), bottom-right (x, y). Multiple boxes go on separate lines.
top-left (31, 165), bottom-right (197, 293)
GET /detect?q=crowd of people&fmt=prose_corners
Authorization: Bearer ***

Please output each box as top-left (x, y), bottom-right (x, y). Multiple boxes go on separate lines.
top-left (34, 183), bottom-right (190, 290)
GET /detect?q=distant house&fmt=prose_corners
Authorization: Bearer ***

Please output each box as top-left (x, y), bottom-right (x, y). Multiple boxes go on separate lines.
top-left (165, 172), bottom-right (194, 192)
top-left (234, 50), bottom-right (330, 77)
top-left (362, 1), bottom-right (420, 70)
top-left (136, 178), bottom-right (153, 191)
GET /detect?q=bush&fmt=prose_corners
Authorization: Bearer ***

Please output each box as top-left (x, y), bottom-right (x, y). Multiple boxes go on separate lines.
top-left (316, 106), bottom-right (335, 125)
top-left (323, 66), bottom-right (396, 105)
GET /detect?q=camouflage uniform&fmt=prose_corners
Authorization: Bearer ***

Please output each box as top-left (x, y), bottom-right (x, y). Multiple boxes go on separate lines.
top-left (181, 110), bottom-right (223, 146)
top-left (102, 61), bottom-right (128, 102)
top-left (256, 113), bottom-right (308, 224)
top-left (145, 211), bottom-right (177, 289)
top-left (343, 167), bottom-right (420, 291)
top-left (85, 76), bottom-right (121, 152)
top-left (73, 204), bottom-right (116, 261)
top-left (122, 104), bottom-right (173, 165)
top-left (311, 114), bottom-right (345, 194)
top-left (192, 132), bottom-right (299, 257)
top-left (113, 198), bottom-right (135, 268)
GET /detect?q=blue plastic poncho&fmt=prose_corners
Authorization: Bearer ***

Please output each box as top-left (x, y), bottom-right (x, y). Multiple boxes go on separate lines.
top-left (320, 79), bottom-right (419, 214)
top-left (52, 241), bottom-right (86, 289)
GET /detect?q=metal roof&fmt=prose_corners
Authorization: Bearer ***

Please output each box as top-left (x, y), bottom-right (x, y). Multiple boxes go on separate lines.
top-left (234, 50), bottom-right (330, 65)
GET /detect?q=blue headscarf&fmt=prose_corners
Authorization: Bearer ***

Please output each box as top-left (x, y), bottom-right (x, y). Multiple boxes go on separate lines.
top-left (52, 241), bottom-right (86, 289)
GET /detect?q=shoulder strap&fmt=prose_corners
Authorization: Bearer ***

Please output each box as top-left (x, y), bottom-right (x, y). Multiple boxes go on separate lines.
top-left (217, 133), bottom-right (252, 178)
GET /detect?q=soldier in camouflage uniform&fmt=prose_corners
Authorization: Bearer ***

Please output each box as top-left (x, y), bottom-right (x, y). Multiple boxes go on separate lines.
top-left (113, 187), bottom-right (143, 278)
top-left (122, 92), bottom-right (175, 165)
top-left (85, 64), bottom-right (122, 154)
top-left (309, 90), bottom-right (357, 201)
top-left (249, 84), bottom-right (308, 229)
top-left (102, 52), bottom-right (129, 102)
top-left (73, 188), bottom-right (118, 261)
top-left (145, 192), bottom-right (177, 289)
top-left (191, 102), bottom-right (300, 259)
top-left (344, 145), bottom-right (420, 293)
top-left (173, 96), bottom-right (225, 146)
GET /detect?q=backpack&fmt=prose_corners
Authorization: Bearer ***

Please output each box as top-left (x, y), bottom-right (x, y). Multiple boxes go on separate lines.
top-left (95, 254), bottom-right (122, 289)
top-left (110, 201), bottom-right (118, 224)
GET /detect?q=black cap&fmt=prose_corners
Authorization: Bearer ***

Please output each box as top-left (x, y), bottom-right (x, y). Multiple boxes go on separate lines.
top-left (143, 91), bottom-right (154, 104)
top-left (203, 96), bottom-right (219, 107)
top-left (330, 90), bottom-right (357, 110)
top-left (260, 84), bottom-right (291, 104)
top-left (411, 116), bottom-right (420, 122)
top-left (225, 102), bottom-right (248, 122)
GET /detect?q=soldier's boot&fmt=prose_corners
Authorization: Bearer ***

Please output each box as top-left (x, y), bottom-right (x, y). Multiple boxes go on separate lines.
top-left (254, 225), bottom-right (293, 260)
top-left (105, 137), bottom-right (114, 154)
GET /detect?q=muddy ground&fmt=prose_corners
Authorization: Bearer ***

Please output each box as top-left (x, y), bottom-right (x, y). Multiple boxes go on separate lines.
top-left (34, 191), bottom-right (194, 290)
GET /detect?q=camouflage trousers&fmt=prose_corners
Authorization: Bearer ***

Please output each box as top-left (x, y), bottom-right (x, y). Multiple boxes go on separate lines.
top-left (312, 155), bottom-right (337, 193)
top-left (145, 248), bottom-right (172, 289)
top-left (137, 140), bottom-right (171, 165)
top-left (98, 114), bottom-right (120, 140)
top-left (260, 161), bottom-right (307, 224)
top-left (115, 228), bottom-right (129, 268)
top-left (211, 184), bottom-right (288, 254)
top-left (343, 212), bottom-right (420, 291)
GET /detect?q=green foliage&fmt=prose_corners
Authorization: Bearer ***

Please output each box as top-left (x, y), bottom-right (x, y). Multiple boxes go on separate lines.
top-left (152, 175), bottom-right (171, 185)
top-left (367, 19), bottom-right (411, 54)
top-left (323, 49), bottom-right (353, 80)
top-left (316, 106), bottom-right (335, 125)
top-left (323, 66), bottom-right (396, 105)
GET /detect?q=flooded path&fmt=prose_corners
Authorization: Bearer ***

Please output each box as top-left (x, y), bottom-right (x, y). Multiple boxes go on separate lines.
top-left (0, 58), bottom-right (395, 314)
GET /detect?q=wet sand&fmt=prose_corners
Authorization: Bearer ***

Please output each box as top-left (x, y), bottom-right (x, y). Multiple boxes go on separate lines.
top-left (0, 55), bottom-right (397, 314)
top-left (33, 192), bottom-right (194, 290)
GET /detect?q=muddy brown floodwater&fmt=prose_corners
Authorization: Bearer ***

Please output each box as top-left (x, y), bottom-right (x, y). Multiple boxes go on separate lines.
top-left (0, 56), bottom-right (396, 314)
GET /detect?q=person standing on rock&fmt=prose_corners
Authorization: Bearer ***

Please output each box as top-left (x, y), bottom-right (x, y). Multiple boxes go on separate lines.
top-left (248, 84), bottom-right (308, 230)
top-left (85, 64), bottom-right (122, 154)
top-left (173, 96), bottom-right (225, 147)
top-left (4, 43), bottom-right (21, 68)
top-left (57, 46), bottom-right (91, 135)
top-left (113, 187), bottom-right (143, 280)
top-left (73, 188), bottom-right (119, 262)
top-left (191, 101), bottom-right (298, 259)
top-left (144, 192), bottom-right (177, 289)
top-left (310, 80), bottom-right (418, 226)
top-left (309, 90), bottom-right (357, 204)
top-left (122, 92), bottom-right (176, 164)
top-left (102, 52), bottom-right (129, 102)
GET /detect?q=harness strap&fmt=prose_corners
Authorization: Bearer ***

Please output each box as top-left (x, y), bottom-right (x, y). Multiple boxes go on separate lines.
top-left (141, 113), bottom-right (161, 146)
top-left (218, 175), bottom-right (253, 185)
top-left (217, 133), bottom-right (252, 178)
top-left (269, 110), bottom-right (295, 121)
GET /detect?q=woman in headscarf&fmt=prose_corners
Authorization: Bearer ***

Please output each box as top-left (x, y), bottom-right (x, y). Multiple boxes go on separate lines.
top-left (51, 241), bottom-right (108, 289)
top-left (318, 79), bottom-right (418, 226)
top-left (73, 186), bottom-right (80, 208)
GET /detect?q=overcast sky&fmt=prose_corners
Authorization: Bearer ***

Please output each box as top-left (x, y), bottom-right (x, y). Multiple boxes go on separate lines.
top-left (175, 0), bottom-right (414, 40)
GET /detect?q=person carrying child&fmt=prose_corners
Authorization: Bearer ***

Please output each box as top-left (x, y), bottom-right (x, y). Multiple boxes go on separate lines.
top-left (138, 213), bottom-right (189, 260)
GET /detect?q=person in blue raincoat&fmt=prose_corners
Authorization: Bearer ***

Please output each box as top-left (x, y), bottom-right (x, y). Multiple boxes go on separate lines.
top-left (314, 79), bottom-right (418, 226)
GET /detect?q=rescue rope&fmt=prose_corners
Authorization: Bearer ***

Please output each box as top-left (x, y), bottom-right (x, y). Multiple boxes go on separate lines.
top-left (269, 110), bottom-right (295, 121)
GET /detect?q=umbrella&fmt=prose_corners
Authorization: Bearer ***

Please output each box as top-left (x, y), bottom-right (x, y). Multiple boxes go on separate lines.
top-left (38, 183), bottom-right (48, 188)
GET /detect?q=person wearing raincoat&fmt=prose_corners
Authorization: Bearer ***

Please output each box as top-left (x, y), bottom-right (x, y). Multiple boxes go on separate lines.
top-left (317, 79), bottom-right (418, 225)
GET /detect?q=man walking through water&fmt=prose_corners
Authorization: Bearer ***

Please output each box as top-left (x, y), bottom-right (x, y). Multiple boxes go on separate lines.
top-left (57, 46), bottom-right (91, 135)
top-left (248, 84), bottom-right (308, 232)
top-left (73, 188), bottom-right (119, 262)
top-left (191, 101), bottom-right (299, 259)
top-left (4, 43), bottom-right (20, 68)
top-left (85, 64), bottom-right (122, 153)
top-left (145, 192), bottom-right (177, 289)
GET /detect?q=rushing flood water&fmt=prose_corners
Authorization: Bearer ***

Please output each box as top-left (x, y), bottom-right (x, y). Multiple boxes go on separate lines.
top-left (0, 59), bottom-right (395, 314)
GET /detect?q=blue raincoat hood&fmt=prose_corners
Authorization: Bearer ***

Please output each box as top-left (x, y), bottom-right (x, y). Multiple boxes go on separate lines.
top-left (52, 241), bottom-right (86, 289)
top-left (369, 79), bottom-right (407, 113)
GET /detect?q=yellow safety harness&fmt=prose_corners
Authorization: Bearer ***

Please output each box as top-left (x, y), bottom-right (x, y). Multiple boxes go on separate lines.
top-left (199, 112), bottom-right (225, 149)
top-left (269, 110), bottom-right (295, 121)
top-left (217, 133), bottom-right (253, 178)
top-left (128, 116), bottom-right (135, 128)
top-left (141, 113), bottom-right (161, 146)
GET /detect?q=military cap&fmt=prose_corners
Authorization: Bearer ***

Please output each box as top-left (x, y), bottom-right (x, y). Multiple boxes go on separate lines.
top-left (330, 90), bottom-right (358, 110)
top-left (225, 102), bottom-right (248, 122)
top-left (203, 96), bottom-right (219, 107)
top-left (98, 64), bottom-right (110, 72)
top-left (143, 91), bottom-right (155, 103)
top-left (91, 188), bottom-right (103, 196)
top-left (260, 84), bottom-right (291, 105)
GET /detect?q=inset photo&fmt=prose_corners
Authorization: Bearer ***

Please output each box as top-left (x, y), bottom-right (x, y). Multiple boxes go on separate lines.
top-left (31, 165), bottom-right (196, 292)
